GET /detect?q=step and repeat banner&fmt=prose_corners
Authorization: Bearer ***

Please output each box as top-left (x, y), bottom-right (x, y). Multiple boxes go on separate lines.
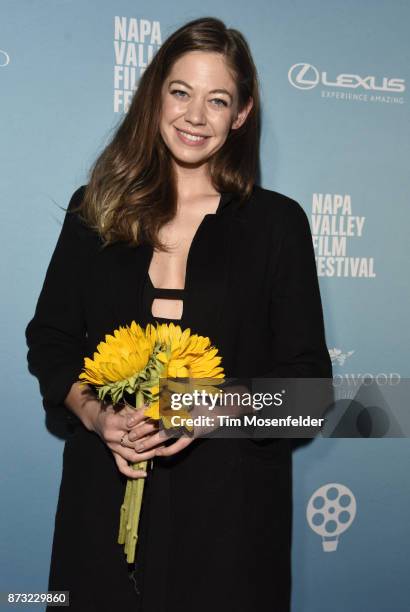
top-left (1, 1), bottom-right (409, 611)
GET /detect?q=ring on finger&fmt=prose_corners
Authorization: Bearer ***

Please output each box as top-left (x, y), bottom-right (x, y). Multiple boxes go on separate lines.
top-left (120, 432), bottom-right (128, 447)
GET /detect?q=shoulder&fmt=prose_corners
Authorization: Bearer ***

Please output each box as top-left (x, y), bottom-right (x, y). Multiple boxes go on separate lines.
top-left (247, 185), bottom-right (311, 232)
top-left (67, 184), bottom-right (87, 212)
top-left (56, 184), bottom-right (104, 252)
top-left (64, 184), bottom-right (97, 241)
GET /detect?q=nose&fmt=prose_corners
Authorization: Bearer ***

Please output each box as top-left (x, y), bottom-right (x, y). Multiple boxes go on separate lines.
top-left (184, 96), bottom-right (206, 126)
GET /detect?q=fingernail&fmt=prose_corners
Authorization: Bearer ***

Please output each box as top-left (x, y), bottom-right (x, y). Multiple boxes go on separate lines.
top-left (127, 417), bottom-right (137, 426)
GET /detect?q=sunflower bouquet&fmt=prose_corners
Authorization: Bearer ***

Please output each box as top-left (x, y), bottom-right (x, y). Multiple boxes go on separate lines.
top-left (78, 321), bottom-right (225, 564)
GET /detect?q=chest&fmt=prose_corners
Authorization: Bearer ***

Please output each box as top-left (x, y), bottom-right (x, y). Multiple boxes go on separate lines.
top-left (148, 211), bottom-right (215, 320)
top-left (85, 207), bottom-right (275, 367)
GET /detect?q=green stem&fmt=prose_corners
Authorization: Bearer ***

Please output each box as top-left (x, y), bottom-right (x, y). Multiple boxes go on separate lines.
top-left (124, 477), bottom-right (137, 556)
top-left (118, 478), bottom-right (132, 545)
top-left (136, 388), bottom-right (144, 409)
top-left (126, 464), bottom-right (147, 564)
top-left (118, 386), bottom-right (152, 562)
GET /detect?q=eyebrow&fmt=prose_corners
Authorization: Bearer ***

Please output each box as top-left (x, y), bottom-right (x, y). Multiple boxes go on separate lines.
top-left (168, 79), bottom-right (233, 100)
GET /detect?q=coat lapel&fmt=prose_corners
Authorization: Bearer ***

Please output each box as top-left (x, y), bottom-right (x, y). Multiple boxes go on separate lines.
top-left (106, 241), bottom-right (152, 328)
top-left (182, 211), bottom-right (234, 338)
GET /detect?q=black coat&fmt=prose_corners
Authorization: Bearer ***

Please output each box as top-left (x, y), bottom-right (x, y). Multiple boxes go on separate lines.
top-left (25, 184), bottom-right (332, 612)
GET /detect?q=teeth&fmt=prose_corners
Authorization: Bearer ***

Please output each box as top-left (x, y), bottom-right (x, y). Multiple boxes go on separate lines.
top-left (179, 130), bottom-right (206, 141)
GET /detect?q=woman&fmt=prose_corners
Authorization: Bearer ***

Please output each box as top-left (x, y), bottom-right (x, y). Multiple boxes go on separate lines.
top-left (25, 16), bottom-right (332, 612)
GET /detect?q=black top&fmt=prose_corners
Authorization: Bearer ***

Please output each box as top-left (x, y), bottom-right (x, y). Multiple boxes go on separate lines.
top-left (25, 184), bottom-right (332, 612)
top-left (141, 274), bottom-right (186, 325)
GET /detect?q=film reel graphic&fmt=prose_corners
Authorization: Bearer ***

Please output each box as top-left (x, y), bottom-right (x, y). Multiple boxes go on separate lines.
top-left (306, 483), bottom-right (356, 551)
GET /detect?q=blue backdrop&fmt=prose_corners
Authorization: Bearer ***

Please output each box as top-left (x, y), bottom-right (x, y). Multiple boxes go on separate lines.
top-left (1, 1), bottom-right (409, 610)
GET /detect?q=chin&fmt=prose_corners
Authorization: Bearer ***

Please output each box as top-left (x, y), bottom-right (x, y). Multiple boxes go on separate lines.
top-left (161, 129), bottom-right (223, 164)
top-left (170, 144), bottom-right (212, 163)
top-left (172, 143), bottom-right (223, 166)
top-left (172, 151), bottom-right (212, 167)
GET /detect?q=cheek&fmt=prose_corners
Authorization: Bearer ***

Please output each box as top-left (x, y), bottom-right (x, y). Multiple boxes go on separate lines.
top-left (161, 98), bottom-right (185, 122)
top-left (212, 112), bottom-right (234, 136)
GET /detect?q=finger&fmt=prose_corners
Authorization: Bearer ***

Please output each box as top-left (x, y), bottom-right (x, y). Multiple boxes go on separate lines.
top-left (123, 407), bottom-right (149, 429)
top-left (106, 411), bottom-right (148, 436)
top-left (132, 431), bottom-right (167, 453)
top-left (110, 443), bottom-right (160, 464)
top-left (107, 423), bottom-right (158, 449)
top-left (128, 416), bottom-right (159, 431)
top-left (127, 422), bottom-right (158, 442)
top-left (112, 451), bottom-right (148, 479)
top-left (155, 437), bottom-right (192, 457)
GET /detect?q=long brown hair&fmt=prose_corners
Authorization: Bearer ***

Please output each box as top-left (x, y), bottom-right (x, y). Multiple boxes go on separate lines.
top-left (74, 16), bottom-right (260, 250)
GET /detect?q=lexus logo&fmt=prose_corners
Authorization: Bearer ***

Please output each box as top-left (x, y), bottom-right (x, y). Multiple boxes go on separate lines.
top-left (288, 62), bottom-right (405, 93)
top-left (288, 63), bottom-right (319, 89)
top-left (0, 49), bottom-right (10, 67)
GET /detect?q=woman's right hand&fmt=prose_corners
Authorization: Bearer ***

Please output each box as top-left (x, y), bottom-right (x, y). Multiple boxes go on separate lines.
top-left (90, 401), bottom-right (165, 479)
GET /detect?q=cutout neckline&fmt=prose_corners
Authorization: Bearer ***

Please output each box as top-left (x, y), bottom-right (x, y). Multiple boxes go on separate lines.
top-left (145, 274), bottom-right (184, 323)
top-left (147, 274), bottom-right (185, 293)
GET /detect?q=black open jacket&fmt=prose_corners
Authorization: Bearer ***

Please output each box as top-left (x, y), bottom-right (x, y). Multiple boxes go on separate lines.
top-left (25, 184), bottom-right (332, 612)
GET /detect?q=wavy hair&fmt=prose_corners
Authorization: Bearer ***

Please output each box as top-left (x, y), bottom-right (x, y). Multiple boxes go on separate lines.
top-left (73, 16), bottom-right (260, 249)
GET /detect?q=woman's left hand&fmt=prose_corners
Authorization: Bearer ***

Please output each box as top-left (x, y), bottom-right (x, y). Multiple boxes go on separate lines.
top-left (126, 384), bottom-right (250, 458)
top-left (126, 407), bottom-right (204, 456)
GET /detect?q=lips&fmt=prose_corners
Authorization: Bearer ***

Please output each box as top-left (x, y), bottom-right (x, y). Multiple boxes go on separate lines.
top-left (175, 127), bottom-right (210, 145)
top-left (176, 127), bottom-right (209, 138)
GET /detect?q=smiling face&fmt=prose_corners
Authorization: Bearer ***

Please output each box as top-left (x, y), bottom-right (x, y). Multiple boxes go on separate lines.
top-left (159, 51), bottom-right (253, 168)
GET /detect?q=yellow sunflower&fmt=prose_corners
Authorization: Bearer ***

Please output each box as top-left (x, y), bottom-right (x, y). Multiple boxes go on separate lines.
top-left (150, 322), bottom-right (225, 379)
top-left (79, 320), bottom-right (224, 410)
top-left (79, 321), bottom-right (159, 405)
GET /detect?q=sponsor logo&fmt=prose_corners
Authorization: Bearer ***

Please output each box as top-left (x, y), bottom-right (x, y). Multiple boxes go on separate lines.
top-left (288, 62), bottom-right (405, 104)
top-left (329, 348), bottom-right (355, 366)
top-left (288, 63), bottom-right (320, 90)
top-left (333, 372), bottom-right (401, 385)
top-left (288, 62), bottom-right (405, 92)
top-left (307, 483), bottom-right (356, 551)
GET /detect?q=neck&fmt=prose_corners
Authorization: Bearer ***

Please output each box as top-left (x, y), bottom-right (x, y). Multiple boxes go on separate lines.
top-left (173, 158), bottom-right (218, 200)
